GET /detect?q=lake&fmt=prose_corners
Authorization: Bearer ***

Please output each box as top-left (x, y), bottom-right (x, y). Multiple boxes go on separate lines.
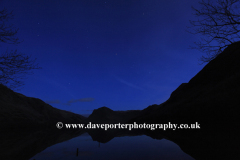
top-left (30, 132), bottom-right (194, 160)
top-left (1, 128), bottom-right (239, 160)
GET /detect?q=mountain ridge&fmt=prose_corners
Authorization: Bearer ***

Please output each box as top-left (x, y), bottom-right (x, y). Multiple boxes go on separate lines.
top-left (128, 41), bottom-right (240, 132)
top-left (0, 84), bottom-right (86, 129)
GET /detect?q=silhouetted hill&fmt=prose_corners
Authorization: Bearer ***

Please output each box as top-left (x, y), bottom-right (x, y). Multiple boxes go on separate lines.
top-left (126, 41), bottom-right (240, 159)
top-left (129, 41), bottom-right (240, 132)
top-left (87, 106), bottom-right (141, 124)
top-left (0, 84), bottom-right (86, 129)
top-left (189, 41), bottom-right (240, 85)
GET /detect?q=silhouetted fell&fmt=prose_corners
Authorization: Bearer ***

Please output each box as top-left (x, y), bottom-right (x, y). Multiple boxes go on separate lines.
top-left (129, 41), bottom-right (240, 133)
top-left (87, 106), bottom-right (140, 124)
top-left (126, 42), bottom-right (240, 159)
top-left (189, 41), bottom-right (240, 85)
top-left (0, 84), bottom-right (86, 129)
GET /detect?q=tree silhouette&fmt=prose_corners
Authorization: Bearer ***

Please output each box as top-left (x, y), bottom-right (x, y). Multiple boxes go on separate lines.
top-left (0, 8), bottom-right (41, 89)
top-left (189, 0), bottom-right (240, 62)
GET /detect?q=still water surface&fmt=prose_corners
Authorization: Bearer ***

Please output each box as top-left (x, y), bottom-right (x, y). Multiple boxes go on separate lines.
top-left (30, 133), bottom-right (194, 160)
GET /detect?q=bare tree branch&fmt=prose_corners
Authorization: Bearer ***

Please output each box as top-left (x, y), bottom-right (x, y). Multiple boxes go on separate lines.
top-left (0, 8), bottom-right (20, 45)
top-left (188, 0), bottom-right (240, 62)
top-left (0, 50), bottom-right (41, 89)
top-left (0, 9), bottom-right (41, 89)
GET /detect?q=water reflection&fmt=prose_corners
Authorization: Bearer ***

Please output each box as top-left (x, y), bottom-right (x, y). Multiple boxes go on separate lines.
top-left (1, 128), bottom-right (239, 160)
top-left (0, 129), bottom-right (85, 160)
top-left (0, 129), bottom-right (194, 160)
top-left (31, 132), bottom-right (194, 160)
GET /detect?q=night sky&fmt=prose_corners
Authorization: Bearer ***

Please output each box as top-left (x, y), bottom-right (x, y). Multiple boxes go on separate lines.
top-left (1, 0), bottom-right (204, 115)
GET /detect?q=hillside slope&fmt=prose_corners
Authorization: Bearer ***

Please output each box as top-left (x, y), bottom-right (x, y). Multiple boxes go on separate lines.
top-left (130, 41), bottom-right (240, 132)
top-left (0, 84), bottom-right (86, 129)
top-left (87, 106), bottom-right (141, 124)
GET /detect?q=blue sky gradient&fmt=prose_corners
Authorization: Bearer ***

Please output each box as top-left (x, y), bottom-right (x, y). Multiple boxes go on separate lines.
top-left (1, 0), bottom-right (205, 115)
